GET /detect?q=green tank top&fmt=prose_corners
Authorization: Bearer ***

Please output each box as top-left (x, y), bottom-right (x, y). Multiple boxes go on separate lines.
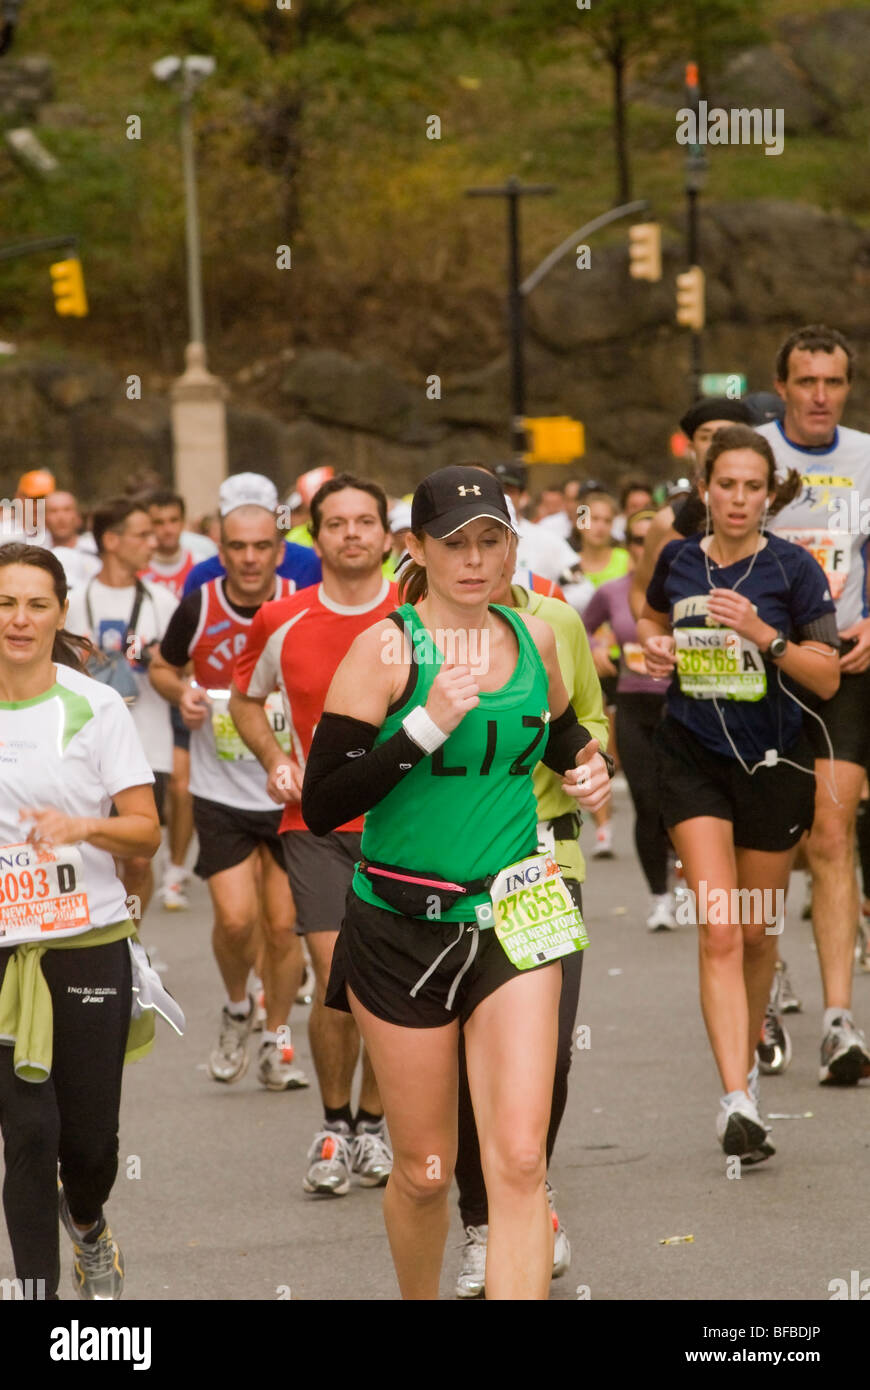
top-left (585, 546), bottom-right (630, 589)
top-left (354, 603), bottom-right (551, 921)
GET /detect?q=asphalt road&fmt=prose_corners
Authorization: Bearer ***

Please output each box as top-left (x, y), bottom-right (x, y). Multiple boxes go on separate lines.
top-left (3, 781), bottom-right (869, 1304)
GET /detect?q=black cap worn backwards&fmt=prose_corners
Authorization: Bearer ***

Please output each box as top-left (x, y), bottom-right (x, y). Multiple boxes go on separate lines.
top-left (679, 396), bottom-right (752, 439)
top-left (411, 465), bottom-right (517, 540)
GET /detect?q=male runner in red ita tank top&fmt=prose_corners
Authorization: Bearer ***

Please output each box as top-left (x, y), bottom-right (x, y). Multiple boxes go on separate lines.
top-left (149, 493), bottom-right (308, 1092)
top-left (231, 474), bottom-right (397, 1196)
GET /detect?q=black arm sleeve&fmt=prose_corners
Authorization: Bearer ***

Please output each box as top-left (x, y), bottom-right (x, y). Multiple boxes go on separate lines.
top-left (301, 712), bottom-right (428, 837)
top-left (159, 590), bottom-right (203, 667)
top-left (540, 705), bottom-right (593, 774)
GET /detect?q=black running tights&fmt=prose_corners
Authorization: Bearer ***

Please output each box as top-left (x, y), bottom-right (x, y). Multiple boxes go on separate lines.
top-left (614, 691), bottom-right (669, 896)
top-left (0, 941), bottom-right (131, 1299)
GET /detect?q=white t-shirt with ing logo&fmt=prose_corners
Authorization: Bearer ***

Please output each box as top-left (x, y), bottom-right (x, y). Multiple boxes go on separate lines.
top-left (0, 665), bottom-right (154, 929)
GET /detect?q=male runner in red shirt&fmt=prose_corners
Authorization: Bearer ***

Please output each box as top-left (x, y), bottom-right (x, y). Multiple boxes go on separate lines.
top-left (231, 474), bottom-right (397, 1195)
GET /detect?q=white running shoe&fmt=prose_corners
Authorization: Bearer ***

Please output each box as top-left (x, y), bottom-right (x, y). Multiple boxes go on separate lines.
top-left (256, 1040), bottom-right (309, 1091)
top-left (59, 1189), bottom-right (124, 1301)
top-left (715, 1092), bottom-right (775, 1164)
top-left (546, 1182), bottom-right (571, 1278)
top-left (159, 878), bottom-right (187, 911)
top-left (455, 1224), bottom-right (488, 1299)
top-left (646, 892), bottom-right (676, 932)
top-left (207, 998), bottom-right (254, 1083)
top-left (303, 1124), bottom-right (353, 1196)
top-left (351, 1119), bottom-right (393, 1187)
top-left (592, 823), bottom-right (613, 859)
top-left (819, 1015), bottom-right (870, 1086)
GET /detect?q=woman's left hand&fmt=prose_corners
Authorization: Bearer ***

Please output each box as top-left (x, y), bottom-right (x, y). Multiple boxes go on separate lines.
top-left (19, 807), bottom-right (90, 848)
top-left (705, 589), bottom-right (770, 645)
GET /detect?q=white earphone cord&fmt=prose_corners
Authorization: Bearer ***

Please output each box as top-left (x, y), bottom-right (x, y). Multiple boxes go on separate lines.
top-left (702, 496), bottom-right (839, 805)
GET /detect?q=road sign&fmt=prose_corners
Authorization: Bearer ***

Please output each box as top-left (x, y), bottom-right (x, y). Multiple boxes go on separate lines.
top-left (523, 416), bottom-right (585, 464)
top-left (701, 373), bottom-right (746, 398)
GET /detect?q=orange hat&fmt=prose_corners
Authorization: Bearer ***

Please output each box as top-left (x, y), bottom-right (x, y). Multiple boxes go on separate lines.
top-left (296, 466), bottom-right (334, 508)
top-left (17, 469), bottom-right (56, 498)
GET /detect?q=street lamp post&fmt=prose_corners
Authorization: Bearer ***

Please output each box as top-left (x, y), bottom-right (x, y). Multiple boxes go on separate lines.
top-left (153, 54), bottom-right (214, 354)
top-left (466, 176), bottom-right (556, 456)
top-left (683, 61), bottom-right (708, 404)
top-left (153, 54), bottom-right (227, 516)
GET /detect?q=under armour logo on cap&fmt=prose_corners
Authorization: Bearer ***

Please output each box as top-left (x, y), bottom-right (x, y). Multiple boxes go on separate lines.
top-left (410, 465), bottom-right (516, 541)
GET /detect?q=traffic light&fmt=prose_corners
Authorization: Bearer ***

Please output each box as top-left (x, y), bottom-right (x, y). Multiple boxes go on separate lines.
top-left (628, 222), bottom-right (662, 282)
top-left (50, 257), bottom-right (88, 317)
top-left (676, 265), bottom-right (705, 331)
top-left (522, 416), bottom-right (585, 464)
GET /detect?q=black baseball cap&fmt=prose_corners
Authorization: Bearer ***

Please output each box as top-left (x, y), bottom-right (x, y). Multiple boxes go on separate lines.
top-left (411, 465), bottom-right (517, 540)
top-left (679, 396), bottom-right (752, 439)
top-left (490, 460), bottom-right (528, 490)
top-left (743, 391), bottom-right (786, 425)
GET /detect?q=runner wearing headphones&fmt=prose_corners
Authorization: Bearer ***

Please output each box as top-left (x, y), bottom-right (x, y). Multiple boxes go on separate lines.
top-left (301, 465), bottom-right (612, 1300)
top-left (638, 426), bottom-right (839, 1162)
top-left (0, 543), bottom-right (161, 1300)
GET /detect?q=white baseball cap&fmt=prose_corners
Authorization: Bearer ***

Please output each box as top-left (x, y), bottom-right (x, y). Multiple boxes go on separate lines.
top-left (218, 472), bottom-right (278, 517)
top-left (388, 501), bottom-right (413, 533)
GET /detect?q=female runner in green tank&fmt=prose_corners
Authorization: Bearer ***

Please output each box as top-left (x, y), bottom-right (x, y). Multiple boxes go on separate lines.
top-left (302, 465), bottom-right (612, 1300)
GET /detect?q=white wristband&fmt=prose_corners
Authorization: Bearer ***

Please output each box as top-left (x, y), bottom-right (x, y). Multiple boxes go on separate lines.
top-left (402, 705), bottom-right (448, 755)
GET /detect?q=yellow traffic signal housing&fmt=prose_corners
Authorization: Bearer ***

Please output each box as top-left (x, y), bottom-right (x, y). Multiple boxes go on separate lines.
top-left (522, 416), bottom-right (585, 465)
top-left (50, 257), bottom-right (88, 317)
top-left (676, 265), bottom-right (705, 330)
top-left (628, 222), bottom-right (662, 282)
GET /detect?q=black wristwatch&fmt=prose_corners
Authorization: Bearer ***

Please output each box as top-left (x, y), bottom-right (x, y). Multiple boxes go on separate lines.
top-left (599, 750), bottom-right (616, 779)
top-left (764, 630), bottom-right (788, 659)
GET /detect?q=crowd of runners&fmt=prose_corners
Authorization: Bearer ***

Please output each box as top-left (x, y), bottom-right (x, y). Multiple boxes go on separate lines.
top-left (0, 321), bottom-right (868, 1301)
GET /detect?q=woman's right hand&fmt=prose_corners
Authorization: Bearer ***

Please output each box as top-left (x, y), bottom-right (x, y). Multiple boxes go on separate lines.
top-left (642, 634), bottom-right (677, 681)
top-left (425, 663), bottom-right (480, 735)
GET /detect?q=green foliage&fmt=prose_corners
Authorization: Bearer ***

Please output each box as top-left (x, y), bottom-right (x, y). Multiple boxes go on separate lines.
top-left (0, 0), bottom-right (865, 372)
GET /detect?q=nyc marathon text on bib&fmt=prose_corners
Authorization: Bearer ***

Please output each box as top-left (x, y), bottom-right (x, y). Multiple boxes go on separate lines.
top-left (0, 843), bottom-right (90, 945)
top-left (475, 851), bottom-right (588, 970)
top-left (675, 627), bottom-right (766, 701)
top-left (210, 688), bottom-right (291, 761)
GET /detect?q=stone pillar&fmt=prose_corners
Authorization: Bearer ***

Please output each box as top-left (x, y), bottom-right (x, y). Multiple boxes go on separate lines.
top-left (169, 341), bottom-right (227, 519)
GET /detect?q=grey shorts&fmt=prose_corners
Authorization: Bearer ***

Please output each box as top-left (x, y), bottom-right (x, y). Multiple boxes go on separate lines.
top-left (280, 830), bottom-right (363, 935)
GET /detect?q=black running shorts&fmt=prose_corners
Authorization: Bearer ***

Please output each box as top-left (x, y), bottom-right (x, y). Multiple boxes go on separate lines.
top-left (170, 703), bottom-right (191, 752)
top-left (192, 795), bottom-right (285, 879)
top-left (326, 888), bottom-right (568, 1029)
top-left (805, 668), bottom-right (870, 768)
top-left (280, 830), bottom-right (362, 935)
top-left (654, 715), bottom-right (815, 852)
